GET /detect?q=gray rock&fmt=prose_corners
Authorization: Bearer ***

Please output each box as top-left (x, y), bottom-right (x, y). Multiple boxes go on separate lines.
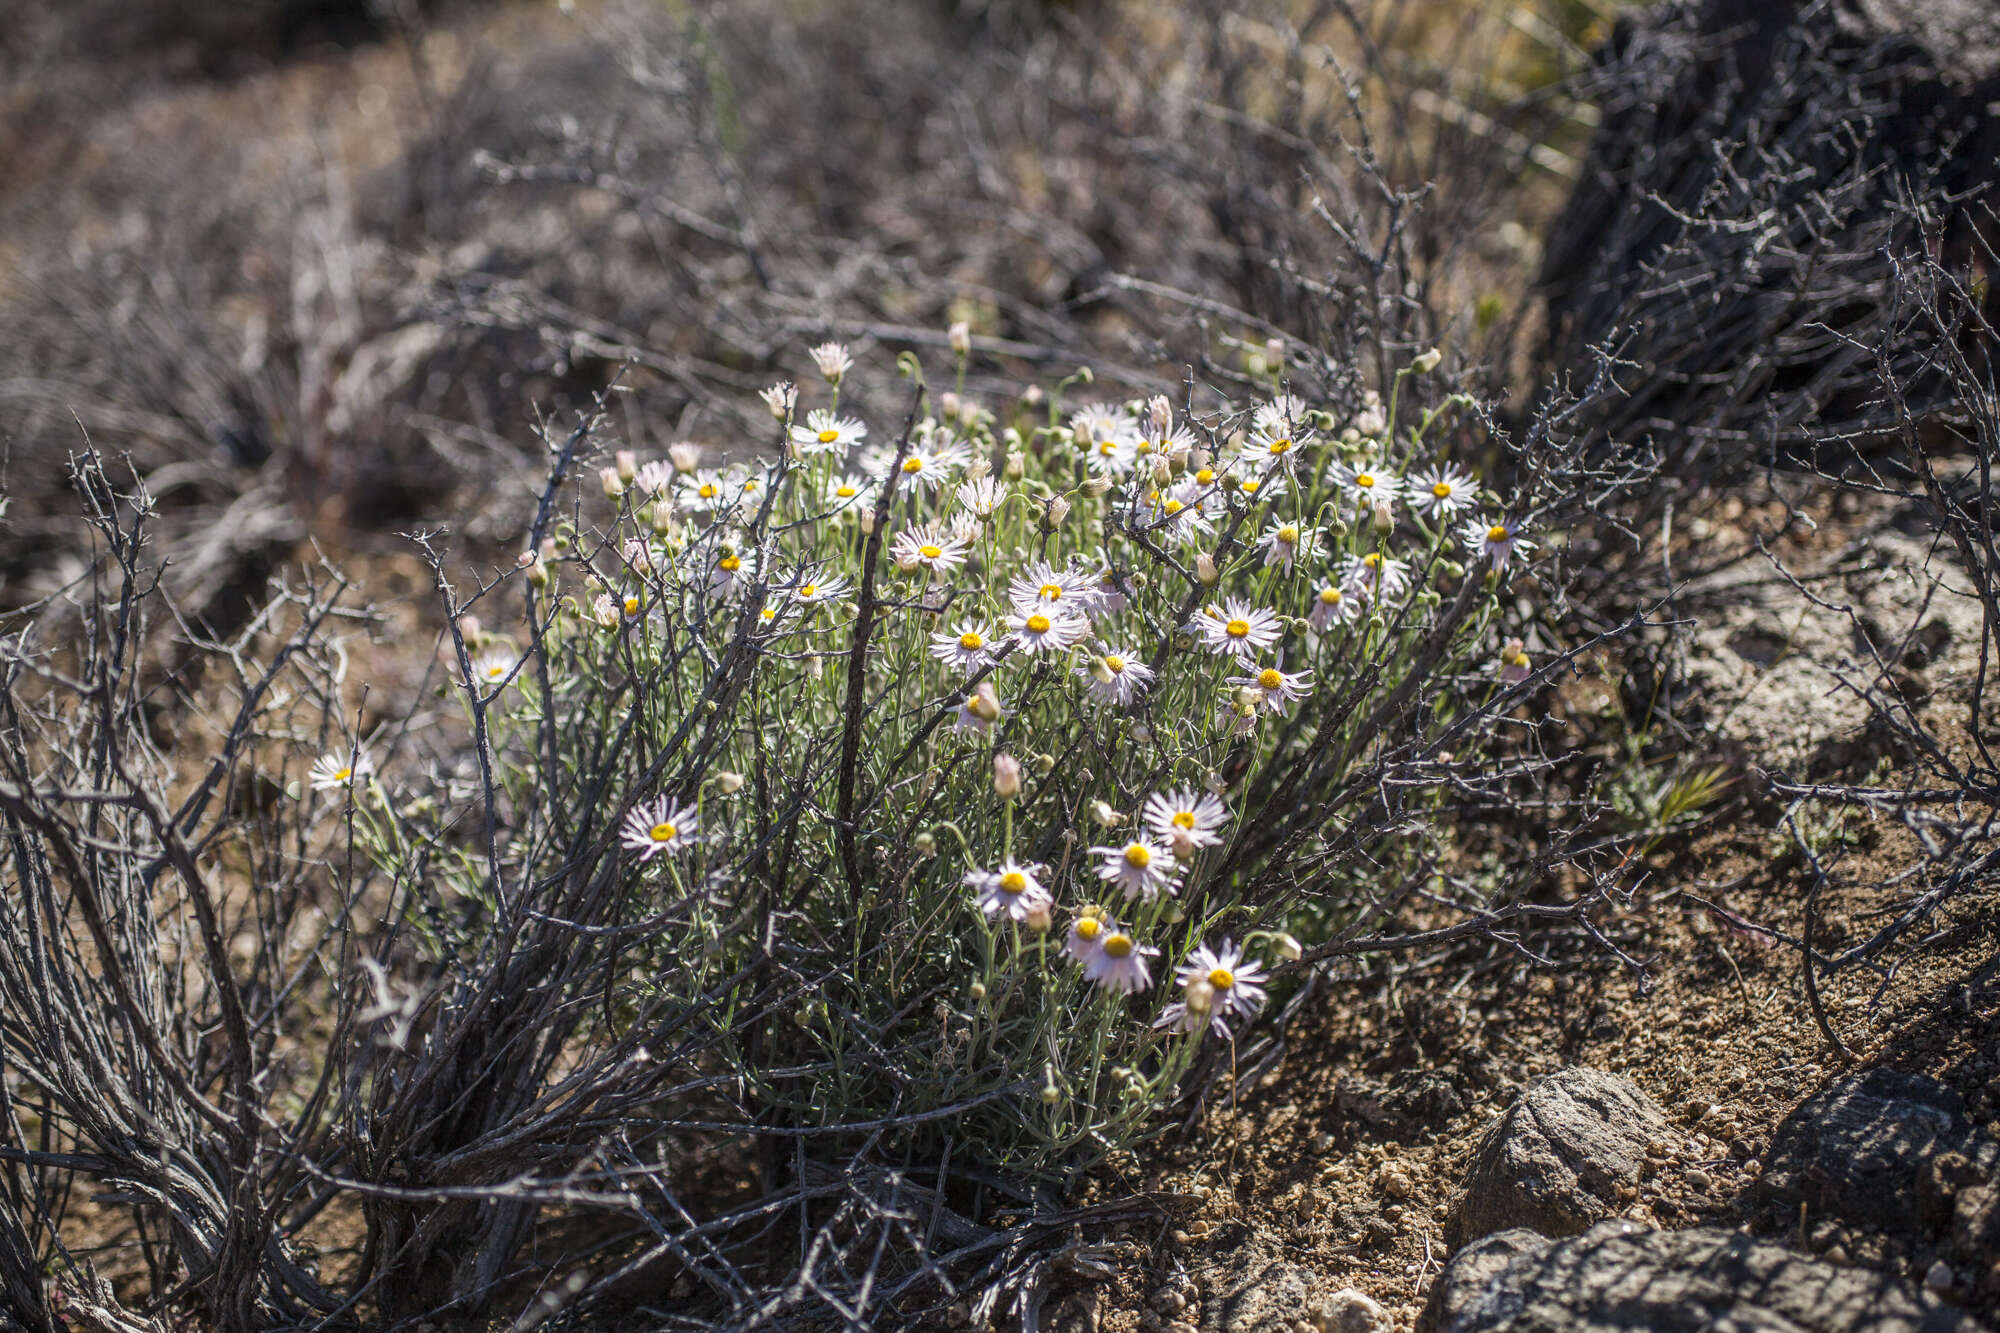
top-left (1446, 1067), bottom-right (1672, 1250)
top-left (1192, 1224), bottom-right (1317, 1333)
top-left (1758, 1069), bottom-right (2000, 1236)
top-left (1314, 1287), bottom-right (1392, 1333)
top-left (1420, 1221), bottom-right (1979, 1333)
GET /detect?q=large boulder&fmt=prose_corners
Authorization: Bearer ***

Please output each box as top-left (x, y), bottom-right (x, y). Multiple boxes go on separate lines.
top-left (1420, 1221), bottom-right (1979, 1333)
top-left (1446, 1067), bottom-right (1674, 1250)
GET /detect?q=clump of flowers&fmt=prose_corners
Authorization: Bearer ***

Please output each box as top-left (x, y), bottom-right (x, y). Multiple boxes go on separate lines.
top-left (374, 338), bottom-right (1545, 1181)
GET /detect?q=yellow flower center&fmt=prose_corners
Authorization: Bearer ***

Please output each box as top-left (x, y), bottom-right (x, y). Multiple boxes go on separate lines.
top-left (1433, 481), bottom-right (1453, 498)
top-left (760, 607), bottom-right (777, 621)
top-left (1258, 668), bottom-right (1283, 689)
top-left (1163, 499), bottom-right (1184, 515)
top-left (902, 456), bottom-right (925, 474)
top-left (1319, 587), bottom-right (1342, 605)
top-left (624, 595), bottom-right (642, 614)
top-left (836, 484), bottom-right (859, 498)
top-left (801, 584), bottom-right (818, 598)
top-left (1488, 524), bottom-right (1510, 543)
top-left (1363, 553), bottom-right (1383, 570)
top-left (1268, 438), bottom-right (1292, 454)
top-left (999, 871), bottom-right (1028, 894)
top-left (1040, 583), bottom-right (1063, 600)
top-left (1026, 614), bottom-right (1052, 634)
top-left (699, 484), bottom-right (718, 499)
top-left (1076, 917), bottom-right (1102, 940)
top-left (1508, 651), bottom-right (1530, 669)
top-left (1103, 932), bottom-right (1134, 958)
top-left (1225, 618), bottom-right (1251, 639)
top-left (485, 665), bottom-right (505, 679)
top-left (1277, 525), bottom-right (1299, 543)
top-left (959, 631), bottom-right (983, 649)
top-left (1099, 440), bottom-right (1118, 456)
top-left (1242, 479), bottom-right (1262, 494)
top-left (1196, 468), bottom-right (1216, 484)
top-left (1123, 844), bottom-right (1151, 869)
top-left (1171, 811), bottom-right (1196, 830)
top-left (333, 767), bottom-right (353, 782)
top-left (817, 428), bottom-right (839, 444)
top-left (1137, 439), bottom-right (1154, 454)
top-left (1208, 966), bottom-right (1236, 990)
top-left (719, 556), bottom-right (741, 572)
top-left (1104, 654), bottom-right (1126, 672)
top-left (1356, 473), bottom-right (1376, 488)
top-left (649, 822), bottom-right (678, 842)
top-left (919, 544), bottom-right (943, 560)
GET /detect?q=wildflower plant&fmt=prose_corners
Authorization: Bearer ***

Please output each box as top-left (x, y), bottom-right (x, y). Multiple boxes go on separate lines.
top-left (357, 338), bottom-right (1561, 1207)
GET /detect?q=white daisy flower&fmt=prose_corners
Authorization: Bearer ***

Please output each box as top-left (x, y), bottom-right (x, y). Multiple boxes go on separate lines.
top-left (471, 650), bottom-right (517, 693)
top-left (1260, 520), bottom-right (1318, 571)
top-left (1155, 939), bottom-right (1269, 1040)
top-left (790, 409), bottom-right (867, 456)
top-left (619, 795), bottom-right (701, 861)
top-left (821, 475), bottom-right (876, 513)
top-left (870, 438), bottom-right (967, 493)
top-left (930, 621), bottom-right (996, 673)
top-left (758, 380), bottom-right (798, 419)
top-left (1306, 581), bottom-right (1356, 632)
top-left (1142, 788), bottom-right (1229, 855)
top-left (953, 681), bottom-right (1006, 735)
top-left (707, 545), bottom-right (755, 599)
top-left (1005, 608), bottom-right (1090, 655)
top-left (1141, 480), bottom-right (1214, 541)
top-left (966, 858), bottom-right (1053, 922)
top-left (1233, 471), bottom-right (1288, 505)
top-left (1084, 926), bottom-right (1159, 994)
top-left (1089, 836), bottom-right (1179, 902)
top-left (1084, 429), bottom-right (1138, 476)
top-left (956, 476), bottom-right (1008, 520)
top-left (1339, 551), bottom-right (1411, 602)
top-left (1007, 561), bottom-right (1097, 619)
top-left (1065, 905), bottom-right (1113, 965)
top-left (1329, 460), bottom-right (1403, 509)
top-left (891, 525), bottom-right (970, 574)
top-left (788, 570), bottom-right (851, 608)
top-left (1411, 463), bottom-right (1477, 518)
top-left (1193, 598), bottom-right (1283, 660)
top-left (1251, 393), bottom-right (1310, 438)
top-left (309, 748), bottom-right (374, 793)
top-left (634, 459), bottom-right (678, 499)
top-left (1243, 425), bottom-right (1311, 470)
top-left (1070, 401), bottom-right (1135, 455)
top-left (1462, 518), bottom-right (1533, 570)
top-left (1077, 649), bottom-right (1155, 707)
top-left (1227, 663), bottom-right (1315, 715)
top-left (809, 341), bottom-right (853, 384)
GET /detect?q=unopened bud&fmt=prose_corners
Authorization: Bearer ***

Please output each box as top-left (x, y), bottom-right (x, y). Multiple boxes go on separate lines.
top-left (1090, 799), bottom-right (1124, 828)
top-left (1373, 500), bottom-right (1394, 536)
top-left (1276, 932), bottom-right (1303, 962)
top-left (993, 753), bottom-right (1023, 799)
top-left (913, 830), bottom-right (937, 856)
top-left (1032, 753), bottom-right (1055, 775)
top-left (1412, 347), bottom-right (1442, 374)
top-left (1005, 451), bottom-right (1026, 481)
top-left (651, 503), bottom-right (675, 535)
top-left (940, 391), bottom-right (962, 421)
top-left (1150, 455), bottom-right (1172, 486)
top-left (600, 467), bottom-right (625, 499)
top-left (515, 549), bottom-right (536, 570)
top-left (859, 509), bottom-right (876, 537)
top-left (948, 320), bottom-right (972, 356)
top-left (1082, 475), bottom-right (1112, 497)
top-left (1196, 553), bottom-right (1219, 586)
top-left (1131, 723), bottom-right (1153, 745)
top-left (968, 681), bottom-right (1002, 723)
top-left (965, 453), bottom-right (991, 483)
top-left (969, 980), bottom-right (987, 1001)
top-left (1146, 395), bottom-right (1173, 438)
top-left (669, 442), bottom-right (702, 473)
top-left (1041, 1082), bottom-right (1060, 1104)
top-left (615, 450), bottom-right (638, 482)
top-left (1041, 495), bottom-right (1071, 531)
top-left (1022, 384), bottom-right (1045, 408)
top-left (1026, 903), bottom-right (1053, 934)
top-left (1265, 336), bottom-right (1286, 366)
top-left (1184, 978), bottom-right (1216, 1017)
top-left (716, 770), bottom-right (746, 794)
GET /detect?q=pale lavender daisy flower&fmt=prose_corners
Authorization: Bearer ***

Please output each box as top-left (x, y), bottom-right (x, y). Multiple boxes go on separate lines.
top-left (790, 409), bottom-right (866, 455)
top-left (1328, 460), bottom-right (1403, 510)
top-left (1339, 551), bottom-right (1411, 602)
top-left (1084, 926), bottom-right (1160, 994)
top-left (1411, 463), bottom-right (1476, 519)
top-left (930, 621), bottom-right (996, 673)
top-left (1462, 517), bottom-right (1533, 570)
top-left (1193, 598), bottom-right (1283, 660)
top-left (1077, 649), bottom-right (1154, 707)
top-left (309, 747), bottom-right (374, 793)
top-left (1227, 663), bottom-right (1315, 715)
top-left (619, 795), bottom-right (701, 861)
top-left (891, 525), bottom-right (970, 574)
top-left (1307, 581), bottom-right (1356, 632)
top-left (1006, 608), bottom-right (1090, 655)
top-left (1154, 939), bottom-right (1269, 1040)
top-left (966, 859), bottom-right (1052, 921)
top-left (1089, 836), bottom-right (1179, 902)
top-left (1142, 788), bottom-right (1229, 856)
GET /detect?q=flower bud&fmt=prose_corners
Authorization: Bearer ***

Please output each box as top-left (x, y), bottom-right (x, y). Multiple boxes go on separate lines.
top-left (806, 653), bottom-right (825, 680)
top-left (940, 391), bottom-right (962, 422)
top-left (913, 830), bottom-right (937, 856)
top-left (716, 770), bottom-right (746, 794)
top-left (1090, 799), bottom-right (1124, 829)
top-left (1184, 977), bottom-right (1216, 1017)
top-left (1082, 475), bottom-right (1113, 497)
top-left (1005, 451), bottom-right (1026, 481)
top-left (1265, 336), bottom-right (1286, 367)
top-left (600, 467), bottom-right (625, 499)
top-left (1236, 686), bottom-right (1262, 710)
top-left (967, 681), bottom-right (1002, 723)
top-left (1373, 500), bottom-right (1394, 536)
top-left (1026, 902), bottom-right (1053, 934)
top-left (859, 509), bottom-right (876, 537)
top-left (1040, 1082), bottom-right (1061, 1105)
top-left (669, 442), bottom-right (702, 473)
top-left (651, 503), bottom-right (676, 536)
top-left (1021, 384), bottom-right (1045, 408)
top-left (810, 341), bottom-right (852, 385)
top-left (615, 450), bottom-right (638, 482)
top-left (993, 753), bottom-right (1023, 799)
top-left (969, 981), bottom-right (987, 1001)
top-left (1041, 495), bottom-right (1071, 532)
top-left (1412, 347), bottom-right (1442, 374)
top-left (948, 320), bottom-right (972, 356)
top-left (1146, 394), bottom-right (1173, 438)
top-left (1032, 753), bottom-right (1055, 775)
top-left (515, 549), bottom-right (536, 570)
top-left (1150, 455), bottom-right (1172, 486)
top-left (964, 453), bottom-right (991, 483)
top-left (1131, 723), bottom-right (1153, 745)
top-left (1276, 932), bottom-right (1303, 962)
top-left (1195, 553), bottom-right (1219, 586)
top-left (759, 381), bottom-right (797, 420)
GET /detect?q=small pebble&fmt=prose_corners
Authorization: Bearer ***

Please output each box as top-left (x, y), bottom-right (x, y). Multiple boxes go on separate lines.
top-left (1314, 1287), bottom-right (1392, 1333)
top-left (1926, 1261), bottom-right (1955, 1295)
top-left (1685, 1169), bottom-right (1713, 1193)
